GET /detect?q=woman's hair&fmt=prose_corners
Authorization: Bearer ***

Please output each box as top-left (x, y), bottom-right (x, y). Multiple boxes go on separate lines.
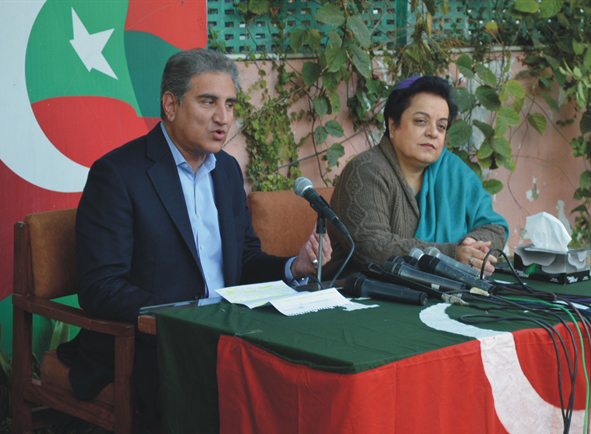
top-left (160, 49), bottom-right (240, 119)
top-left (383, 76), bottom-right (458, 135)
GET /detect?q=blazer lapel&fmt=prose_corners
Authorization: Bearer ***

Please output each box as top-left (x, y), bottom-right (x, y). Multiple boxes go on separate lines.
top-left (145, 126), bottom-right (200, 266)
top-left (211, 163), bottom-right (238, 286)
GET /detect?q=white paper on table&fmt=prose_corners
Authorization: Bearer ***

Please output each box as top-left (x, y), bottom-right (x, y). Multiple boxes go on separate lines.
top-left (215, 280), bottom-right (298, 308)
top-left (270, 288), bottom-right (352, 316)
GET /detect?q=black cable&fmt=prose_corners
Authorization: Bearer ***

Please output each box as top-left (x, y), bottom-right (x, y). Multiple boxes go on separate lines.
top-left (459, 314), bottom-right (575, 432)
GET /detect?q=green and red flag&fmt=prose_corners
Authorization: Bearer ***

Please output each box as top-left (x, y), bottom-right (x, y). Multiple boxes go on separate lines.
top-left (0, 0), bottom-right (207, 300)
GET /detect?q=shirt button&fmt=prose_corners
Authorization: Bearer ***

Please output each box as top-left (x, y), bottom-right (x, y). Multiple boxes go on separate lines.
top-left (200, 245), bottom-right (204, 250)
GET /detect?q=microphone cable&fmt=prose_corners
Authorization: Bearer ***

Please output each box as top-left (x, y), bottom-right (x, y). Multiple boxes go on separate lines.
top-left (327, 234), bottom-right (355, 289)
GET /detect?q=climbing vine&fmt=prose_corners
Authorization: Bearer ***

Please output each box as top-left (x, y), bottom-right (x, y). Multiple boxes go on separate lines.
top-left (211, 0), bottom-right (591, 246)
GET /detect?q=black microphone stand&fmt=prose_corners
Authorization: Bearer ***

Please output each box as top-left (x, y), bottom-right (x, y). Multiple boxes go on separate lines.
top-left (316, 215), bottom-right (326, 288)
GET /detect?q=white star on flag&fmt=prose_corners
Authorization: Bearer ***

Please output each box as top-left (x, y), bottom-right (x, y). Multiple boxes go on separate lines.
top-left (69, 8), bottom-right (117, 80)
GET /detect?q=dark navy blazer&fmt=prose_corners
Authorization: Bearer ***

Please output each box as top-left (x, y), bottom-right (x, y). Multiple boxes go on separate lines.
top-left (65, 125), bottom-right (288, 400)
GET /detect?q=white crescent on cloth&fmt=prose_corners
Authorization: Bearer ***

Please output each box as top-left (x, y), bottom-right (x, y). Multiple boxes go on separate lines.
top-left (0, 0), bottom-right (89, 193)
top-left (420, 303), bottom-right (585, 433)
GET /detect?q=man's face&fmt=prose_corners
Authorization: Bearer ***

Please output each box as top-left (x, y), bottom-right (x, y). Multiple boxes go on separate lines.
top-left (163, 72), bottom-right (237, 168)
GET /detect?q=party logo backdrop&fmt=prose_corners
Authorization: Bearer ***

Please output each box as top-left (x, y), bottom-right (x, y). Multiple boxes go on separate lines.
top-left (0, 0), bottom-right (206, 300)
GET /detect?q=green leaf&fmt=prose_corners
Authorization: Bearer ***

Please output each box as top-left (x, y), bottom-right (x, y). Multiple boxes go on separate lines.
top-left (404, 47), bottom-right (421, 63)
top-left (514, 0), bottom-right (539, 13)
top-left (349, 45), bottom-right (371, 78)
top-left (581, 171), bottom-right (591, 189)
top-left (513, 97), bottom-right (525, 113)
top-left (314, 125), bottom-right (328, 144)
top-left (541, 91), bottom-right (560, 112)
top-left (491, 136), bottom-right (513, 157)
top-left (475, 64), bottom-right (497, 87)
top-left (573, 40), bottom-right (586, 56)
top-left (580, 111), bottom-right (591, 135)
top-left (327, 143), bottom-right (345, 167)
top-left (539, 0), bottom-right (561, 18)
top-left (452, 88), bottom-right (476, 113)
top-left (323, 71), bottom-right (340, 92)
top-left (495, 116), bottom-right (508, 137)
top-left (313, 97), bottom-right (328, 117)
top-left (477, 140), bottom-right (494, 159)
top-left (476, 86), bottom-right (501, 111)
top-left (496, 154), bottom-right (516, 171)
top-left (347, 16), bottom-right (372, 49)
top-left (289, 28), bottom-right (307, 52)
top-left (248, 0), bottom-right (271, 15)
top-left (584, 48), bottom-right (591, 74)
top-left (315, 4), bottom-right (345, 26)
top-left (483, 179), bottom-right (504, 194)
top-left (473, 119), bottom-right (494, 137)
top-left (447, 119), bottom-right (473, 148)
top-left (455, 53), bottom-right (475, 79)
top-left (326, 45), bottom-right (347, 72)
top-left (329, 92), bottom-right (341, 114)
top-left (327, 30), bottom-right (342, 47)
top-left (505, 80), bottom-right (526, 99)
top-left (527, 113), bottom-right (547, 134)
top-left (422, 0), bottom-right (437, 15)
top-left (325, 120), bottom-right (344, 138)
top-left (236, 2), bottom-right (248, 13)
top-left (301, 62), bottom-right (321, 87)
top-left (497, 107), bottom-right (521, 127)
top-left (308, 29), bottom-right (322, 52)
top-left (485, 21), bottom-right (498, 33)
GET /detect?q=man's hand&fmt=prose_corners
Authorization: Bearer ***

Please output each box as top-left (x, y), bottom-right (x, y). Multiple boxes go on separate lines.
top-left (291, 229), bottom-right (332, 277)
top-left (456, 237), bottom-right (497, 276)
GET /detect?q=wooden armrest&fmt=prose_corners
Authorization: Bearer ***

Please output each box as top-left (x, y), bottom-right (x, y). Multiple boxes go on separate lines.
top-left (12, 294), bottom-right (134, 337)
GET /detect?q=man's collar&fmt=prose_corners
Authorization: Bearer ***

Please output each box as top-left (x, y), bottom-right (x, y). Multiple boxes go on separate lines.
top-left (160, 122), bottom-right (217, 172)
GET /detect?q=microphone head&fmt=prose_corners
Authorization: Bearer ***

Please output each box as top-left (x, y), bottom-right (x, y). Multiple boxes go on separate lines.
top-left (402, 255), bottom-right (419, 268)
top-left (418, 254), bottom-right (439, 274)
top-left (293, 177), bottom-right (313, 197)
top-left (382, 256), bottom-right (405, 274)
top-left (408, 247), bottom-right (424, 260)
top-left (343, 272), bottom-right (366, 297)
top-left (424, 246), bottom-right (440, 257)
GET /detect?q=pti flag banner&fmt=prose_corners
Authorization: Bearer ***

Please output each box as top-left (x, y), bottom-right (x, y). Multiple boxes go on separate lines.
top-left (0, 0), bottom-right (207, 300)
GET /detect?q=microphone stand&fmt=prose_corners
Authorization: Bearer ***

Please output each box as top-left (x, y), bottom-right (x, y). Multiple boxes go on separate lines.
top-left (316, 215), bottom-right (326, 288)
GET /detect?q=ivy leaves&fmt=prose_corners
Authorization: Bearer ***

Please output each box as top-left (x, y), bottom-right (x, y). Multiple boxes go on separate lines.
top-left (285, 1), bottom-right (377, 175)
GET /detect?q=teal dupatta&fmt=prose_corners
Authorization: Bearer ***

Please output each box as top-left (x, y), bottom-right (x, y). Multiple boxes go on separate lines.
top-left (414, 147), bottom-right (509, 243)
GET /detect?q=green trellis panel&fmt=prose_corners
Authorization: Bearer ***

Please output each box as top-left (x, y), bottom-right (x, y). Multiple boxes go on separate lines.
top-left (205, 0), bottom-right (506, 53)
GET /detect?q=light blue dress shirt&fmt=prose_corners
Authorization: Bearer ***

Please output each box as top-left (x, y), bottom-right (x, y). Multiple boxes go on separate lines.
top-left (160, 124), bottom-right (300, 299)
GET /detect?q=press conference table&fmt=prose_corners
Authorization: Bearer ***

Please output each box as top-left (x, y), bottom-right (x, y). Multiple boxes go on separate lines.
top-left (143, 277), bottom-right (590, 434)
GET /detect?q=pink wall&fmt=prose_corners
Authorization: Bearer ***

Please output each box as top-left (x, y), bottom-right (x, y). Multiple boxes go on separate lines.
top-left (224, 58), bottom-right (588, 255)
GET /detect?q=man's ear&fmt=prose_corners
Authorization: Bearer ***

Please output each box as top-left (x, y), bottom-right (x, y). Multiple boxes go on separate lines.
top-left (162, 92), bottom-right (178, 122)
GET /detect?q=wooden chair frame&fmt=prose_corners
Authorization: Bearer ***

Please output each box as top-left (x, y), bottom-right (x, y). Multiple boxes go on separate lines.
top-left (12, 210), bottom-right (135, 434)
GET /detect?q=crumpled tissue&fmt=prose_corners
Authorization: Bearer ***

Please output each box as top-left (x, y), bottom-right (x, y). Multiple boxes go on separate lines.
top-left (524, 212), bottom-right (571, 253)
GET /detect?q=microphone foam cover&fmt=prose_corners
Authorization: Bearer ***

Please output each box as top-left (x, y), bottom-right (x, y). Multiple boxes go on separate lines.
top-left (343, 273), bottom-right (365, 297)
top-left (293, 177), bottom-right (313, 197)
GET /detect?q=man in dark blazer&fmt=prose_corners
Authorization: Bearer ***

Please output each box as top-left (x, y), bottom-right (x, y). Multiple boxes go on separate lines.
top-left (60, 49), bottom-right (331, 418)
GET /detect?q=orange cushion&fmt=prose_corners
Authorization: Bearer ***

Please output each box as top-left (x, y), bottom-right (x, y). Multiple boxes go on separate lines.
top-left (247, 188), bottom-right (334, 257)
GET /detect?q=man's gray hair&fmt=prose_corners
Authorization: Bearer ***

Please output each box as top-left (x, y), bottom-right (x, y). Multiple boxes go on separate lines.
top-left (160, 49), bottom-right (240, 119)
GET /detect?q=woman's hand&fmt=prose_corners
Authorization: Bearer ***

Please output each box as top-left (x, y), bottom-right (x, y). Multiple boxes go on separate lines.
top-left (291, 229), bottom-right (333, 277)
top-left (456, 237), bottom-right (497, 276)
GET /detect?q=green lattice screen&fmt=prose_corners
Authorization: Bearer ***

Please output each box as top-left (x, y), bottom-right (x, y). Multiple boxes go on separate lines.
top-left (205, 1), bottom-right (518, 54)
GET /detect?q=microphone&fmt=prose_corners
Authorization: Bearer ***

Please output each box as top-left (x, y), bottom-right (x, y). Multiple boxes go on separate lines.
top-left (424, 246), bottom-right (480, 277)
top-left (383, 256), bottom-right (468, 292)
top-left (362, 261), bottom-right (444, 299)
top-left (342, 273), bottom-right (427, 306)
top-left (408, 247), bottom-right (424, 261)
top-left (418, 254), bottom-right (496, 293)
top-left (402, 255), bottom-right (419, 268)
top-left (293, 177), bottom-right (349, 235)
